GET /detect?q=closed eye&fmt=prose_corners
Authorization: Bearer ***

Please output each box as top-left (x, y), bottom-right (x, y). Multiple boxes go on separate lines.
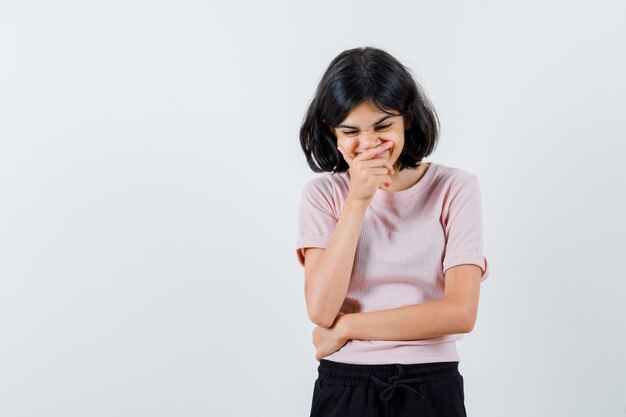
top-left (342, 124), bottom-right (392, 136)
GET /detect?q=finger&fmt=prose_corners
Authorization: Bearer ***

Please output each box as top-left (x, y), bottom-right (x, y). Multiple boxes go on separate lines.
top-left (337, 145), bottom-right (353, 165)
top-left (355, 141), bottom-right (393, 161)
top-left (371, 167), bottom-right (390, 176)
top-left (364, 158), bottom-right (395, 175)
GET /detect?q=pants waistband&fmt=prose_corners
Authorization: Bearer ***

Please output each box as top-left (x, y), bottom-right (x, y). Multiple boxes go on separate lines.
top-left (318, 359), bottom-right (460, 389)
top-left (318, 359), bottom-right (461, 402)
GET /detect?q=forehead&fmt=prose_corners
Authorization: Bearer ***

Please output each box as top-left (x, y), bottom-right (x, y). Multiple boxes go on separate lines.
top-left (342, 100), bottom-right (388, 120)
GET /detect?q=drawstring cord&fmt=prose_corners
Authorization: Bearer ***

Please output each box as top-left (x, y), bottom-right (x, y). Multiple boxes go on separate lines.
top-left (369, 363), bottom-right (426, 402)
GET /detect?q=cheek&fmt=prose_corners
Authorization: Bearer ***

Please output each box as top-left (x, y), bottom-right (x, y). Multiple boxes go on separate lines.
top-left (390, 138), bottom-right (403, 156)
top-left (338, 138), bottom-right (356, 149)
top-left (392, 132), bottom-right (405, 148)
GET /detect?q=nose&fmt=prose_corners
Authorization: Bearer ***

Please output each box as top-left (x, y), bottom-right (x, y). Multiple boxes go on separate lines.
top-left (358, 130), bottom-right (384, 150)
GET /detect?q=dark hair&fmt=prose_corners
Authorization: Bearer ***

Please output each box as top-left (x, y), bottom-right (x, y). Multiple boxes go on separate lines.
top-left (299, 47), bottom-right (440, 173)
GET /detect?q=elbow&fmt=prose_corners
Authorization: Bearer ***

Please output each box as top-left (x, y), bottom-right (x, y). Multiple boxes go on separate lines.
top-left (460, 309), bottom-right (477, 333)
top-left (310, 313), bottom-right (335, 329)
top-left (306, 297), bottom-right (337, 328)
top-left (463, 318), bottom-right (475, 333)
top-left (307, 305), bottom-right (336, 328)
top-left (448, 301), bottom-right (476, 333)
top-left (305, 274), bottom-right (341, 328)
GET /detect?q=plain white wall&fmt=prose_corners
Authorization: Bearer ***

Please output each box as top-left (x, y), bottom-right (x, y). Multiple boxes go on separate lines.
top-left (1, 1), bottom-right (625, 416)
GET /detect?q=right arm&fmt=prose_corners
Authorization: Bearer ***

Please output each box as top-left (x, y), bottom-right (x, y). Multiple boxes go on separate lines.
top-left (300, 140), bottom-right (394, 328)
top-left (303, 197), bottom-right (369, 328)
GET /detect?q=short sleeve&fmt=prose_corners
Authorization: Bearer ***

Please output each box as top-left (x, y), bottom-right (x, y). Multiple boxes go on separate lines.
top-left (295, 178), bottom-right (338, 267)
top-left (442, 175), bottom-right (490, 282)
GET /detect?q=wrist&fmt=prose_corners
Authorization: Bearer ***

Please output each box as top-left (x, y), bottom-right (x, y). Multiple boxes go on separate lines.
top-left (337, 313), bottom-right (355, 340)
top-left (344, 197), bottom-right (370, 212)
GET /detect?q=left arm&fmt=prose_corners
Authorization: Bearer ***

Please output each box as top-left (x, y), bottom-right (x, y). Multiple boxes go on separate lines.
top-left (339, 264), bottom-right (482, 341)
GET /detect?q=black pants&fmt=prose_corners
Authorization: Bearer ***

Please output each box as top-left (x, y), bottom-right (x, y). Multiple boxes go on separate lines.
top-left (310, 359), bottom-right (467, 417)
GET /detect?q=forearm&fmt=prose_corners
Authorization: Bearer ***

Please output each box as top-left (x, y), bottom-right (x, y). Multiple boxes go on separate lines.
top-left (340, 300), bottom-right (471, 341)
top-left (307, 198), bottom-right (369, 328)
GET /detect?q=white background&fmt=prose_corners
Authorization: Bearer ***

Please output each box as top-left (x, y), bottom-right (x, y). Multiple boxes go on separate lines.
top-left (1, 1), bottom-right (625, 416)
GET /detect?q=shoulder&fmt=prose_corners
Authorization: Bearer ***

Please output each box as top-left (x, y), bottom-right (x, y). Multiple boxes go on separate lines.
top-left (298, 171), bottom-right (350, 217)
top-left (432, 163), bottom-right (479, 185)
top-left (300, 171), bottom-right (350, 199)
top-left (430, 163), bottom-right (481, 196)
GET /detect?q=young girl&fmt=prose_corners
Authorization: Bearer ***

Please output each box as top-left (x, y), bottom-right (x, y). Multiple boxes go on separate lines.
top-left (296, 47), bottom-right (489, 417)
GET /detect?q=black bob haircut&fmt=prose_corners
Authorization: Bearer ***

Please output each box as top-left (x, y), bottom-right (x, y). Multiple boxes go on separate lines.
top-left (299, 47), bottom-right (440, 173)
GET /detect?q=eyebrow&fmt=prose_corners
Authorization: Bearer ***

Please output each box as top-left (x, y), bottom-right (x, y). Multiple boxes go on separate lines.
top-left (337, 114), bottom-right (395, 130)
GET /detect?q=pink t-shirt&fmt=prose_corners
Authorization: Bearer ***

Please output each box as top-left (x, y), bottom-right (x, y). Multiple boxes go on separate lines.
top-left (295, 162), bottom-right (489, 365)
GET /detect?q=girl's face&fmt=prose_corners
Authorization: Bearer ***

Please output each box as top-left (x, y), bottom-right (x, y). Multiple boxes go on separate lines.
top-left (331, 100), bottom-right (409, 170)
